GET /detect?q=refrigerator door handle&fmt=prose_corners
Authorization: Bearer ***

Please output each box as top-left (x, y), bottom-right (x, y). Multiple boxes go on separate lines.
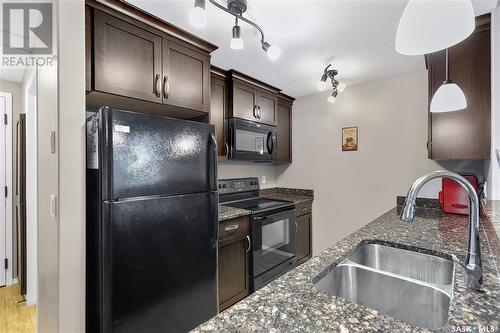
top-left (208, 132), bottom-right (218, 191)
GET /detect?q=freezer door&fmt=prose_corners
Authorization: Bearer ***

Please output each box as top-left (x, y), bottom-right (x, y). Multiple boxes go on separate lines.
top-left (99, 108), bottom-right (217, 200)
top-left (101, 192), bottom-right (218, 333)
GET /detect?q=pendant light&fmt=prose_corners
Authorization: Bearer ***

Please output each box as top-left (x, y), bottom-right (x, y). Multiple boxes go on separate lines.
top-left (230, 18), bottom-right (244, 50)
top-left (395, 0), bottom-right (475, 56)
top-left (189, 0), bottom-right (280, 60)
top-left (430, 48), bottom-right (467, 113)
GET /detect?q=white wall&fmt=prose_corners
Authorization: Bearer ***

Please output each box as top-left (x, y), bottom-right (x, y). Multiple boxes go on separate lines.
top-left (219, 162), bottom-right (278, 188)
top-left (276, 70), bottom-right (446, 254)
top-left (57, 0), bottom-right (86, 331)
top-left (23, 69), bottom-right (38, 306)
top-left (486, 7), bottom-right (500, 200)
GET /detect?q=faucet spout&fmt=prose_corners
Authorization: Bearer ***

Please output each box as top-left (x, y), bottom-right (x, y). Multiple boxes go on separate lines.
top-left (400, 170), bottom-right (483, 290)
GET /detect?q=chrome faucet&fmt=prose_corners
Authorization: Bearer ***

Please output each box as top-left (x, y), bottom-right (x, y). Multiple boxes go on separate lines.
top-left (400, 170), bottom-right (483, 290)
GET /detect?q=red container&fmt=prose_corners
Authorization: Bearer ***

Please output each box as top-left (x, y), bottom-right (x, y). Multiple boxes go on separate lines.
top-left (438, 175), bottom-right (479, 215)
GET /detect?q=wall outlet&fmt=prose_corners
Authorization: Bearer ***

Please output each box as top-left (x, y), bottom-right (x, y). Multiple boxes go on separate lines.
top-left (261, 176), bottom-right (267, 184)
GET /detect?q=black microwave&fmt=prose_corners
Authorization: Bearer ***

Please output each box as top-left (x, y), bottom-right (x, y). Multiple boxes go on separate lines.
top-left (228, 118), bottom-right (277, 162)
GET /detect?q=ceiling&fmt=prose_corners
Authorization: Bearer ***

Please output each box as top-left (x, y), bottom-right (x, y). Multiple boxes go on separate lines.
top-left (127, 0), bottom-right (497, 98)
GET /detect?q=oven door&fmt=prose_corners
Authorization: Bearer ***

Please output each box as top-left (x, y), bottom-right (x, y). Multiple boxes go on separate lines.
top-left (251, 209), bottom-right (296, 285)
top-left (228, 118), bottom-right (277, 161)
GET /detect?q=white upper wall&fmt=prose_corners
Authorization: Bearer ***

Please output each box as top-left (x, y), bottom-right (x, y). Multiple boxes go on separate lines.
top-left (276, 70), bottom-right (444, 254)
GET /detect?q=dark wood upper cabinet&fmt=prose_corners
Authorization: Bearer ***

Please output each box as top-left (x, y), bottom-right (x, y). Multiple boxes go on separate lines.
top-left (258, 91), bottom-right (278, 125)
top-left (93, 10), bottom-right (163, 103)
top-left (227, 70), bottom-right (280, 126)
top-left (426, 14), bottom-right (491, 160)
top-left (86, 0), bottom-right (217, 118)
top-left (232, 81), bottom-right (259, 121)
top-left (276, 94), bottom-right (294, 163)
top-left (162, 40), bottom-right (210, 112)
top-left (210, 67), bottom-right (228, 158)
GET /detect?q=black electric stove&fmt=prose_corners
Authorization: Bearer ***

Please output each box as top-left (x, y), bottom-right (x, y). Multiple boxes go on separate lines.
top-left (219, 178), bottom-right (296, 291)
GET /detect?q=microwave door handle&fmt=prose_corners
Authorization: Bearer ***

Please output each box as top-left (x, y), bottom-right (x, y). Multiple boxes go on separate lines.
top-left (266, 132), bottom-right (274, 154)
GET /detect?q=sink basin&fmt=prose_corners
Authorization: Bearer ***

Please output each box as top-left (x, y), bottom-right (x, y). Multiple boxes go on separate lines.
top-left (314, 264), bottom-right (451, 330)
top-left (313, 241), bottom-right (454, 330)
top-left (348, 243), bottom-right (454, 285)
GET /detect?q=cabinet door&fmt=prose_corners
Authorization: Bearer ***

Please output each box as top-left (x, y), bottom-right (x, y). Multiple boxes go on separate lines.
top-left (427, 17), bottom-right (490, 160)
top-left (210, 77), bottom-right (227, 157)
top-left (232, 82), bottom-right (258, 121)
top-left (276, 102), bottom-right (291, 162)
top-left (218, 237), bottom-right (251, 311)
top-left (295, 213), bottom-right (311, 264)
top-left (93, 10), bottom-right (162, 103)
top-left (258, 91), bottom-right (278, 126)
top-left (163, 40), bottom-right (210, 113)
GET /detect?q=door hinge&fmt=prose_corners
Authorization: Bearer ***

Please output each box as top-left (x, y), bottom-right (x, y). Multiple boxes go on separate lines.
top-left (4, 258), bottom-right (7, 270)
top-left (426, 141), bottom-right (432, 151)
top-left (3, 114), bottom-right (7, 125)
top-left (4, 186), bottom-right (7, 197)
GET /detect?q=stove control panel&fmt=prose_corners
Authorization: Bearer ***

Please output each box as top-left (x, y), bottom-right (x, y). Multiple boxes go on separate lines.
top-left (218, 177), bottom-right (260, 195)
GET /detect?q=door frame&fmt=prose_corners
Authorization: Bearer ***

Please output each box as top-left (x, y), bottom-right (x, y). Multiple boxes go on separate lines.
top-left (0, 91), bottom-right (13, 287)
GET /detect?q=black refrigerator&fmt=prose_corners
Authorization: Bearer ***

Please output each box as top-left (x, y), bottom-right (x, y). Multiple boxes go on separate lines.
top-left (86, 107), bottom-right (218, 333)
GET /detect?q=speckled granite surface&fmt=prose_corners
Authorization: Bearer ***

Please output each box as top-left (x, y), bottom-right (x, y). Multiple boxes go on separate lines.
top-left (195, 207), bottom-right (500, 332)
top-left (218, 205), bottom-right (251, 222)
top-left (260, 187), bottom-right (314, 204)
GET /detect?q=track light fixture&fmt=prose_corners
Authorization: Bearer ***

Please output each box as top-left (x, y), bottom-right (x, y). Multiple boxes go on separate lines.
top-left (318, 64), bottom-right (345, 104)
top-left (190, 0), bottom-right (281, 60)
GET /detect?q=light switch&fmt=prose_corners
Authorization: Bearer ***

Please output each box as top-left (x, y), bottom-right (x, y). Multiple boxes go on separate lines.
top-left (262, 176), bottom-right (267, 184)
top-left (50, 194), bottom-right (57, 218)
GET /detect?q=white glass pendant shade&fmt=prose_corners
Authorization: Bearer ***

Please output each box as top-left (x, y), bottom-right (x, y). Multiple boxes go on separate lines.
top-left (317, 80), bottom-right (328, 91)
top-left (430, 82), bottom-right (467, 112)
top-left (396, 0), bottom-right (474, 55)
top-left (189, 6), bottom-right (206, 28)
top-left (327, 95), bottom-right (336, 104)
top-left (231, 38), bottom-right (244, 49)
top-left (266, 45), bottom-right (281, 61)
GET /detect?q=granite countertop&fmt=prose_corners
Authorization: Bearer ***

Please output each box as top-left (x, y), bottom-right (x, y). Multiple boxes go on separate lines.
top-left (197, 203), bottom-right (500, 332)
top-left (260, 187), bottom-right (314, 205)
top-left (218, 187), bottom-right (314, 222)
top-left (218, 205), bottom-right (251, 222)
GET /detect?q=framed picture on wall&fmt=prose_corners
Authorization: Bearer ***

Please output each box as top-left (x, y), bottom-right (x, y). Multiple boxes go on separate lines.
top-left (342, 127), bottom-right (358, 151)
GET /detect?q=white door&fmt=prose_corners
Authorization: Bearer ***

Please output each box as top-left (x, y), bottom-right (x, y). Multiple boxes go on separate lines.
top-left (0, 95), bottom-right (6, 287)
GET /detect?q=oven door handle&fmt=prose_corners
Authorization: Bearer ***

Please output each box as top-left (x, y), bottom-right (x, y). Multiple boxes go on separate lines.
top-left (253, 209), bottom-right (295, 222)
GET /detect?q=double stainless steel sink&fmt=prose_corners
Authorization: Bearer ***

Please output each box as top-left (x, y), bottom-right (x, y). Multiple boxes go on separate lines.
top-left (314, 242), bottom-right (454, 330)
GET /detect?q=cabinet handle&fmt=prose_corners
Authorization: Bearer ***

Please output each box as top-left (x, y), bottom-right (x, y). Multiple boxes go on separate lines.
top-left (253, 105), bottom-right (258, 118)
top-left (295, 221), bottom-right (298, 233)
top-left (246, 235), bottom-right (251, 253)
top-left (155, 74), bottom-right (161, 97)
top-left (302, 207), bottom-right (307, 211)
top-left (224, 143), bottom-right (229, 158)
top-left (224, 224), bottom-right (239, 231)
top-left (258, 106), bottom-right (262, 119)
top-left (163, 76), bottom-right (170, 99)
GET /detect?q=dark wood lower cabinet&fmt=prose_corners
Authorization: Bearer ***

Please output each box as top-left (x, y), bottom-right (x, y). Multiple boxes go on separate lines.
top-left (218, 216), bottom-right (251, 311)
top-left (295, 201), bottom-right (312, 266)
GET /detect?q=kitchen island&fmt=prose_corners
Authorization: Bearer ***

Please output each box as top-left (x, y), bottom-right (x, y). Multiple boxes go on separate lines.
top-left (195, 202), bottom-right (500, 332)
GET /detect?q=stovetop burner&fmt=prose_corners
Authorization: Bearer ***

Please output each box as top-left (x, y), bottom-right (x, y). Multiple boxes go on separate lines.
top-left (218, 178), bottom-right (294, 214)
top-left (224, 197), bottom-right (294, 214)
